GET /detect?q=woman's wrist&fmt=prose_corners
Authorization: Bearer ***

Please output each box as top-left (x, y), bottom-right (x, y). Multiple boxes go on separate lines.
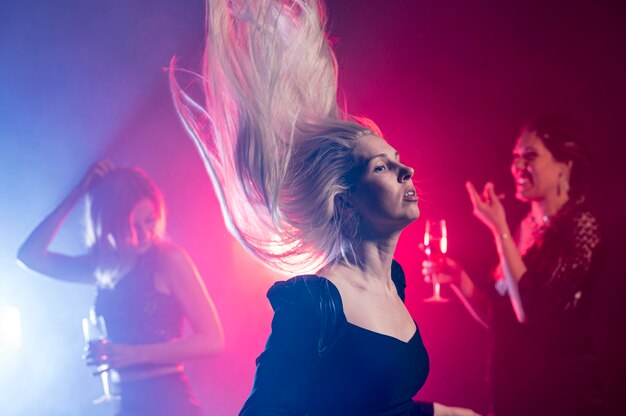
top-left (444, 259), bottom-right (464, 285)
top-left (136, 343), bottom-right (155, 365)
top-left (65, 183), bottom-right (88, 206)
top-left (492, 224), bottom-right (512, 242)
top-left (496, 231), bottom-right (511, 241)
top-left (74, 178), bottom-right (92, 196)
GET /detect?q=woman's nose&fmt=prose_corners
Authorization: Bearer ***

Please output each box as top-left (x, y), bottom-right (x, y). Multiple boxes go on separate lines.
top-left (401, 166), bottom-right (413, 182)
top-left (511, 157), bottom-right (526, 172)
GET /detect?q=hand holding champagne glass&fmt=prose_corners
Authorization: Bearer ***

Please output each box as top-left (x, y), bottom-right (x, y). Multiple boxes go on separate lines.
top-left (81, 308), bottom-right (120, 404)
top-left (422, 219), bottom-right (449, 302)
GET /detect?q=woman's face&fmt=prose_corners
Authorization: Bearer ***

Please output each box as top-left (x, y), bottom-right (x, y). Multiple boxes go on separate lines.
top-left (511, 130), bottom-right (570, 203)
top-left (350, 134), bottom-right (419, 235)
top-left (123, 198), bottom-right (160, 254)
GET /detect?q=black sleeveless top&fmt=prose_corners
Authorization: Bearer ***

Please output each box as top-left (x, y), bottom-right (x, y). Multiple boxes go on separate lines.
top-left (240, 263), bottom-right (433, 416)
top-left (94, 247), bottom-right (184, 346)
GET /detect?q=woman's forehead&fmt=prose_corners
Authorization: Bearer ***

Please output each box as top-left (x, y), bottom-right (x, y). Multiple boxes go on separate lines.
top-left (515, 130), bottom-right (545, 150)
top-left (355, 134), bottom-right (397, 159)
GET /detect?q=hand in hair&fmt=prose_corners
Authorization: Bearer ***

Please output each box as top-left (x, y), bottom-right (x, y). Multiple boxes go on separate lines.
top-left (77, 159), bottom-right (116, 193)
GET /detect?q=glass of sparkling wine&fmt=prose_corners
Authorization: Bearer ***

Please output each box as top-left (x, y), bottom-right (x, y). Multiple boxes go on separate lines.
top-left (423, 219), bottom-right (449, 302)
top-left (81, 308), bottom-right (120, 404)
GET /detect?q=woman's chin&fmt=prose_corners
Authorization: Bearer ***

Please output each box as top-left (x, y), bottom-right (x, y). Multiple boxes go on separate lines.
top-left (515, 190), bottom-right (531, 203)
top-left (399, 210), bottom-right (420, 228)
top-left (407, 206), bottom-right (420, 222)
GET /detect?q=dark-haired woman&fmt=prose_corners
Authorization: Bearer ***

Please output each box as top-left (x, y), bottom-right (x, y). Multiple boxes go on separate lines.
top-left (18, 161), bottom-right (224, 415)
top-left (431, 118), bottom-right (606, 415)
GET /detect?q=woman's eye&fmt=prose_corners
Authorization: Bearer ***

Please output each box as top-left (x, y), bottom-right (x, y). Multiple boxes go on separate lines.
top-left (523, 152), bottom-right (538, 162)
top-left (373, 164), bottom-right (387, 172)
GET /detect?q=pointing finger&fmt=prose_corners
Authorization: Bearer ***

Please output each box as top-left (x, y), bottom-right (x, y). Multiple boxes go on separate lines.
top-left (465, 181), bottom-right (480, 207)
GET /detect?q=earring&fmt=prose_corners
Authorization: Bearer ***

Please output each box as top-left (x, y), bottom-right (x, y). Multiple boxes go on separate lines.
top-left (557, 172), bottom-right (570, 197)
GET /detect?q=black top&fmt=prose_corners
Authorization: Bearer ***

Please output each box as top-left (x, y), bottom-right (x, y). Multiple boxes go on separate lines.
top-left (94, 246), bottom-right (184, 372)
top-left (490, 198), bottom-right (605, 415)
top-left (240, 263), bottom-right (433, 416)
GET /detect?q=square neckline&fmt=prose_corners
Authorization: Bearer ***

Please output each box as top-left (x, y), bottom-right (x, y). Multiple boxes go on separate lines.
top-left (316, 275), bottom-right (418, 344)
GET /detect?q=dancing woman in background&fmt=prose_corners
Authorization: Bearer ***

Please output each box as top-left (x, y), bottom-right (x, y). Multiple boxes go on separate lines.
top-left (429, 117), bottom-right (606, 415)
top-left (17, 162), bottom-right (224, 416)
top-left (171, 1), bottom-right (479, 415)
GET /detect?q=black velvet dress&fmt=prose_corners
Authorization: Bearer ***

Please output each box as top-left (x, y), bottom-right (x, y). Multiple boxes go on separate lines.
top-left (240, 261), bottom-right (433, 416)
top-left (490, 198), bottom-right (606, 416)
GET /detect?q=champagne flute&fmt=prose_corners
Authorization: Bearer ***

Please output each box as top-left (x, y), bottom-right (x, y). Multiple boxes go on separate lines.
top-left (423, 219), bottom-right (449, 302)
top-left (81, 308), bottom-right (120, 404)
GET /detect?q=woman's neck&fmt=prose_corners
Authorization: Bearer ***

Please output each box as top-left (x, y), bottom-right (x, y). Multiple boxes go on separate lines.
top-left (532, 192), bottom-right (569, 222)
top-left (323, 235), bottom-right (399, 290)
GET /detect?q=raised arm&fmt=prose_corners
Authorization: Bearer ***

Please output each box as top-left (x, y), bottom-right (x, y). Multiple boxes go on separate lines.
top-left (466, 181), bottom-right (527, 323)
top-left (16, 160), bottom-right (115, 284)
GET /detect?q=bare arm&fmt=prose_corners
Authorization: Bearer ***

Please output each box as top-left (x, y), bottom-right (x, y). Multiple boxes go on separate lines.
top-left (146, 244), bottom-right (225, 361)
top-left (466, 181), bottom-right (527, 323)
top-left (423, 258), bottom-right (490, 329)
top-left (101, 245), bottom-right (225, 368)
top-left (16, 160), bottom-right (115, 283)
top-left (433, 402), bottom-right (482, 416)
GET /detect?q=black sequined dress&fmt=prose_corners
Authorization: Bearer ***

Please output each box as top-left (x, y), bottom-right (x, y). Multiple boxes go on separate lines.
top-left (490, 198), bottom-right (605, 415)
top-left (95, 246), bottom-right (202, 416)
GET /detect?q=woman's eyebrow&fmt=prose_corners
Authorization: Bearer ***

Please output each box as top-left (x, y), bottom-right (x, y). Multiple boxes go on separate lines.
top-left (366, 151), bottom-right (399, 163)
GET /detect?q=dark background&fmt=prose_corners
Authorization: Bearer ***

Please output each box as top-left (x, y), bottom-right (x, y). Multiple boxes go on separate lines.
top-left (1, 0), bottom-right (624, 414)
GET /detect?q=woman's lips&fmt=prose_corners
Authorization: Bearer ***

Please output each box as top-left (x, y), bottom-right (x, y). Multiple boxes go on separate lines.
top-left (403, 189), bottom-right (419, 201)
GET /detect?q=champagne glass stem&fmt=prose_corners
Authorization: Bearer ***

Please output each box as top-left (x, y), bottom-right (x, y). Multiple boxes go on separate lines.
top-left (433, 280), bottom-right (441, 299)
top-left (101, 371), bottom-right (111, 398)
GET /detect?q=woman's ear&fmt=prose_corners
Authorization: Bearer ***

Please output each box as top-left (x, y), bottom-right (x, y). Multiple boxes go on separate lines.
top-left (557, 161), bottom-right (573, 197)
top-left (335, 193), bottom-right (360, 239)
top-left (557, 160), bottom-right (573, 178)
top-left (336, 193), bottom-right (354, 209)
top-left (561, 160), bottom-right (573, 180)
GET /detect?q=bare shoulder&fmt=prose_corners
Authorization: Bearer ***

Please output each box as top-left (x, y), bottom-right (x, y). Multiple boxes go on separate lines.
top-left (150, 242), bottom-right (207, 299)
top-left (155, 242), bottom-right (194, 270)
top-left (152, 242), bottom-right (201, 291)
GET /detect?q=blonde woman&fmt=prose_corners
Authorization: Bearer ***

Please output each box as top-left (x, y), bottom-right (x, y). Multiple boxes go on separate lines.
top-left (171, 1), bottom-right (480, 414)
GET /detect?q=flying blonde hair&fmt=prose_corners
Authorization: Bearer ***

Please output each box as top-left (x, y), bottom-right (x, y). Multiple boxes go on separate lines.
top-left (170, 0), bottom-right (382, 274)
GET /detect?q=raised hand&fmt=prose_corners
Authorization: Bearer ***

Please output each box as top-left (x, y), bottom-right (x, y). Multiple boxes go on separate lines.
top-left (85, 340), bottom-right (144, 370)
top-left (77, 159), bottom-right (116, 193)
top-left (465, 181), bottom-right (507, 235)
